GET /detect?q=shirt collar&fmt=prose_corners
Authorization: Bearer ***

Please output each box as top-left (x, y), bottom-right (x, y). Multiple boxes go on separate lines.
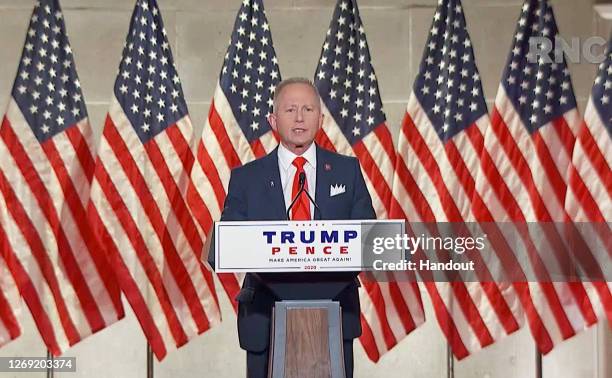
top-left (278, 142), bottom-right (317, 172)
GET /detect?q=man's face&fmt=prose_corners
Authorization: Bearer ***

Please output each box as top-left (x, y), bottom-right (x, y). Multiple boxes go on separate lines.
top-left (268, 83), bottom-right (323, 155)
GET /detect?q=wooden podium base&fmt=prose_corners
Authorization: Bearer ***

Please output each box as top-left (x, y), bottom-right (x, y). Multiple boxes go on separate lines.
top-left (268, 301), bottom-right (345, 378)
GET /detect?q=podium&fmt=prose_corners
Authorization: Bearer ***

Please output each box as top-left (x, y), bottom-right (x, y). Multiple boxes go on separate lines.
top-left (210, 219), bottom-right (404, 378)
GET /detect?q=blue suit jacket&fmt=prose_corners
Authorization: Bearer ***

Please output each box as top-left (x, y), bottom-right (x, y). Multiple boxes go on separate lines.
top-left (209, 144), bottom-right (376, 352)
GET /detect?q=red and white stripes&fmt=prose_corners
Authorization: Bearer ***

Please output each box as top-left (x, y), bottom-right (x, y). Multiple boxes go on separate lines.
top-left (0, 250), bottom-right (21, 348)
top-left (88, 98), bottom-right (220, 360)
top-left (188, 84), bottom-right (278, 311)
top-left (564, 96), bottom-right (612, 326)
top-left (565, 97), bottom-right (610, 223)
top-left (391, 93), bottom-right (522, 359)
top-left (474, 86), bottom-right (599, 353)
top-left (0, 100), bottom-right (124, 355)
top-left (317, 104), bottom-right (396, 219)
top-left (316, 103), bottom-right (426, 362)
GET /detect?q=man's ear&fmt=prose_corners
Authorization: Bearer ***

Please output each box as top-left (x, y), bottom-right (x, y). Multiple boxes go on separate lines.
top-left (267, 113), bottom-right (277, 132)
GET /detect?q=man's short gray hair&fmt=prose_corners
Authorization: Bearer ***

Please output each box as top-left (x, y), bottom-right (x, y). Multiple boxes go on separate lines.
top-left (272, 77), bottom-right (321, 113)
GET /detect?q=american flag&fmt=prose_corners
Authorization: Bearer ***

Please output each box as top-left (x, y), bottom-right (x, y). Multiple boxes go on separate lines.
top-left (564, 34), bottom-right (612, 325)
top-left (0, 0), bottom-right (124, 355)
top-left (314, 0), bottom-right (425, 361)
top-left (473, 0), bottom-right (599, 353)
top-left (187, 0), bottom-right (280, 311)
top-left (0, 251), bottom-right (21, 348)
top-left (87, 0), bottom-right (220, 360)
top-left (389, 0), bottom-right (522, 359)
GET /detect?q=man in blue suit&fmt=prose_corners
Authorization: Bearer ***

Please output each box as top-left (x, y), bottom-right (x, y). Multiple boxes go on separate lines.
top-left (210, 77), bottom-right (375, 377)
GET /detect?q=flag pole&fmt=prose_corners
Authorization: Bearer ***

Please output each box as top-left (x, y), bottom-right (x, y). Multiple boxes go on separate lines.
top-left (447, 289), bottom-right (455, 378)
top-left (446, 344), bottom-right (454, 378)
top-left (535, 348), bottom-right (542, 378)
top-left (597, 323), bottom-right (610, 378)
top-left (147, 343), bottom-right (154, 378)
top-left (46, 350), bottom-right (54, 378)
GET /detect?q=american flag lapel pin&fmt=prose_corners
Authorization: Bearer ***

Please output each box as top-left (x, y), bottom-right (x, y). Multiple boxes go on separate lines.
top-left (324, 163), bottom-right (332, 171)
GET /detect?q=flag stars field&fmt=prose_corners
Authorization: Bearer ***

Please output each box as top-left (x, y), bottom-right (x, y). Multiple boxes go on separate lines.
top-left (414, 0), bottom-right (486, 143)
top-left (12, 4), bottom-right (86, 143)
top-left (219, 0), bottom-right (280, 138)
top-left (113, 1), bottom-right (187, 143)
top-left (503, 0), bottom-right (577, 132)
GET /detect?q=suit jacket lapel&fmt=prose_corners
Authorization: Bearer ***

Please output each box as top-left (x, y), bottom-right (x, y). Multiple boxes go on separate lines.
top-left (262, 147), bottom-right (288, 220)
top-left (314, 145), bottom-right (331, 220)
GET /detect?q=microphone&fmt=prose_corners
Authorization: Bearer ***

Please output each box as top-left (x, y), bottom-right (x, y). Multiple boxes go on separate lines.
top-left (299, 171), bottom-right (306, 189)
top-left (286, 172), bottom-right (322, 220)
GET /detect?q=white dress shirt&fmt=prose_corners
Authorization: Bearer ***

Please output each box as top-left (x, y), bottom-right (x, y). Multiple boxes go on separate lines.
top-left (277, 142), bottom-right (317, 217)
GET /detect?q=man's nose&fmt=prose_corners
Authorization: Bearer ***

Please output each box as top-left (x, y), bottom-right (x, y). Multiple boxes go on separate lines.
top-left (295, 108), bottom-right (304, 122)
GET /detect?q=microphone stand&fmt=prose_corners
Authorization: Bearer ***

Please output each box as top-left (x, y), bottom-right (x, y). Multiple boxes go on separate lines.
top-left (286, 172), bottom-right (306, 220)
top-left (286, 172), bottom-right (322, 220)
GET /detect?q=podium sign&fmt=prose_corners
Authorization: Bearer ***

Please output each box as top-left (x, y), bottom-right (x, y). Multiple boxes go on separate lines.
top-left (214, 219), bottom-right (404, 273)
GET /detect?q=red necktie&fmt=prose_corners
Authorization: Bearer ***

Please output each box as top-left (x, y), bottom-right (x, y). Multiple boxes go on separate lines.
top-left (291, 157), bottom-right (311, 220)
